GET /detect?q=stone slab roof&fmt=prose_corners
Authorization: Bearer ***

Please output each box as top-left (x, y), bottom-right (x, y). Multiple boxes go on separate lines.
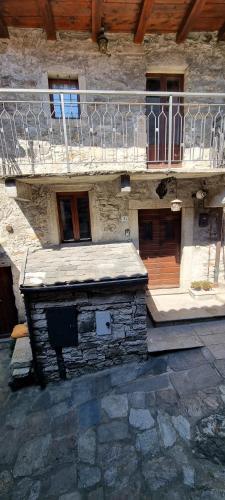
top-left (21, 242), bottom-right (148, 288)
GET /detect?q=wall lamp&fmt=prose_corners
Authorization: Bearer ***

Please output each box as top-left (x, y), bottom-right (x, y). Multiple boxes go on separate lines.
top-left (97, 28), bottom-right (111, 56)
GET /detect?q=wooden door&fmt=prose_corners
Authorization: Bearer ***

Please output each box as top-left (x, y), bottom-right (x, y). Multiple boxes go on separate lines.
top-left (0, 267), bottom-right (18, 337)
top-left (139, 209), bottom-right (181, 288)
top-left (146, 74), bottom-right (184, 164)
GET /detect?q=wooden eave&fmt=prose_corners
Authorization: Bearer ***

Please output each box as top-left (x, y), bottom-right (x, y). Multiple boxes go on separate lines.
top-left (1, 0), bottom-right (225, 43)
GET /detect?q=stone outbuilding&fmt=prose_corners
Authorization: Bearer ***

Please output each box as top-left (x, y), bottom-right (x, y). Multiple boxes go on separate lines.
top-left (20, 242), bottom-right (148, 383)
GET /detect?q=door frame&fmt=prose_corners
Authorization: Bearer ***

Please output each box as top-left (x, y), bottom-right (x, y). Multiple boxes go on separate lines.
top-left (138, 208), bottom-right (182, 288)
top-left (0, 265), bottom-right (18, 337)
top-left (146, 73), bottom-right (184, 164)
top-left (129, 201), bottom-right (194, 290)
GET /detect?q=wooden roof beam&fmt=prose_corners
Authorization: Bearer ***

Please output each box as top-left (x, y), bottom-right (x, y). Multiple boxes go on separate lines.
top-left (38, 0), bottom-right (56, 40)
top-left (134, 0), bottom-right (155, 44)
top-left (0, 15), bottom-right (9, 38)
top-left (92, 0), bottom-right (102, 42)
top-left (218, 21), bottom-right (225, 42)
top-left (176, 0), bottom-right (206, 44)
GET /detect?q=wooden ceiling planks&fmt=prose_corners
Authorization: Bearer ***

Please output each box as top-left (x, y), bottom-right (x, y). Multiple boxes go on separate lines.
top-left (176, 0), bottom-right (207, 43)
top-left (134, 0), bottom-right (155, 43)
top-left (37, 0), bottom-right (56, 39)
top-left (218, 20), bottom-right (225, 41)
top-left (0, 15), bottom-right (9, 37)
top-left (92, 0), bottom-right (102, 41)
top-left (0, 0), bottom-right (225, 43)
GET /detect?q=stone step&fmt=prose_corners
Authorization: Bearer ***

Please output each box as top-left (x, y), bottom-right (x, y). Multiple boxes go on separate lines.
top-left (10, 337), bottom-right (33, 370)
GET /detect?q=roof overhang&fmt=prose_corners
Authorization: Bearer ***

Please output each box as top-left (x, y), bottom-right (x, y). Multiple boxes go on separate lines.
top-left (1, 0), bottom-right (225, 44)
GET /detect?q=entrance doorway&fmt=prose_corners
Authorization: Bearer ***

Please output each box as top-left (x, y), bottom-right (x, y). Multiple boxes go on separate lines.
top-left (0, 267), bottom-right (18, 337)
top-left (138, 209), bottom-right (181, 288)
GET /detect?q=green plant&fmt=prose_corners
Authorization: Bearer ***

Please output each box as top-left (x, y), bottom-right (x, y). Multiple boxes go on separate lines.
top-left (201, 280), bottom-right (213, 291)
top-left (191, 280), bottom-right (213, 291)
top-left (191, 281), bottom-right (202, 291)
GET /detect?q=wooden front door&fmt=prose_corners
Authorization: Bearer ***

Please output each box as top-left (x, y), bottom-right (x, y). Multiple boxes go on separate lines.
top-left (0, 267), bottom-right (18, 337)
top-left (139, 209), bottom-right (181, 288)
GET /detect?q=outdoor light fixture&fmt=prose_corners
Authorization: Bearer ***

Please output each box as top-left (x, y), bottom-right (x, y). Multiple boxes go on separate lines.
top-left (121, 174), bottom-right (131, 193)
top-left (196, 189), bottom-right (207, 200)
top-left (97, 28), bottom-right (110, 56)
top-left (171, 198), bottom-right (182, 212)
top-left (156, 177), bottom-right (175, 199)
top-left (170, 178), bottom-right (182, 212)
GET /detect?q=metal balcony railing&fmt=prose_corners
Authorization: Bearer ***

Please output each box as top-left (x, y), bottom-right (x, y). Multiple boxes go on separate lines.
top-left (0, 89), bottom-right (225, 176)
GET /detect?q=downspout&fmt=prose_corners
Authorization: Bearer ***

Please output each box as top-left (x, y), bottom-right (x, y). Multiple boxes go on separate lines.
top-left (214, 208), bottom-right (224, 286)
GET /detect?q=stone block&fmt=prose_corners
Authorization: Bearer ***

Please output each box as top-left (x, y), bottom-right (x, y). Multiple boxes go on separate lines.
top-left (157, 412), bottom-right (177, 448)
top-left (78, 465), bottom-right (101, 489)
top-left (167, 349), bottom-right (206, 371)
top-left (169, 364), bottom-right (222, 396)
top-left (172, 415), bottom-right (191, 441)
top-left (101, 394), bottom-right (128, 418)
top-left (128, 391), bottom-right (145, 409)
top-left (142, 456), bottom-right (178, 490)
top-left (78, 429), bottom-right (96, 465)
top-left (117, 373), bottom-right (170, 394)
top-left (47, 465), bottom-right (77, 497)
top-left (97, 421), bottom-right (129, 442)
top-left (78, 312), bottom-right (95, 334)
top-left (13, 434), bottom-right (51, 477)
top-left (59, 493), bottom-right (81, 500)
top-left (214, 360), bottom-right (225, 378)
top-left (135, 428), bottom-right (159, 455)
top-left (129, 408), bottom-right (155, 430)
top-left (79, 400), bottom-right (100, 431)
top-left (10, 337), bottom-right (32, 369)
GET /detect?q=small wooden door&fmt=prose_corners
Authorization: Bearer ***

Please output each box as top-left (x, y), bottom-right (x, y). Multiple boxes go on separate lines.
top-left (139, 209), bottom-right (181, 288)
top-left (0, 267), bottom-right (18, 337)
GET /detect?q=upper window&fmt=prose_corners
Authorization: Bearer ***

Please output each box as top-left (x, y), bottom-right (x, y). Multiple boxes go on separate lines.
top-left (57, 192), bottom-right (91, 243)
top-left (49, 78), bottom-right (80, 119)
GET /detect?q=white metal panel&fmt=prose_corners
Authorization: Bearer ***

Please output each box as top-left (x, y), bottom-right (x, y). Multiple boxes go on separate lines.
top-left (96, 311), bottom-right (111, 336)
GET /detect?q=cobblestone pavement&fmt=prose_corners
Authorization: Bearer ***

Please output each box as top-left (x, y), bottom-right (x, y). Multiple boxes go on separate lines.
top-left (1, 320), bottom-right (225, 499)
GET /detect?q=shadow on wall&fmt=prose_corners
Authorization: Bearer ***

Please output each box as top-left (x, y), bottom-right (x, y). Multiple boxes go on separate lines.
top-left (15, 186), bottom-right (53, 248)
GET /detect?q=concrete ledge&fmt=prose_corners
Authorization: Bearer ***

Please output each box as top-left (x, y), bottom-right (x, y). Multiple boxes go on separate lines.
top-left (10, 337), bottom-right (33, 370)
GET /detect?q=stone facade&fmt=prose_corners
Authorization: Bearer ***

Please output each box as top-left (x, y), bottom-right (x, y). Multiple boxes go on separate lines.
top-left (1, 174), bottom-right (225, 321)
top-left (0, 30), bottom-right (225, 175)
top-left (26, 286), bottom-right (147, 382)
top-left (1, 29), bottom-right (225, 322)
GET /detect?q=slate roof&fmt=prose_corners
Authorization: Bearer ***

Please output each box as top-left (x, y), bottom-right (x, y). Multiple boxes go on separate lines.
top-left (21, 242), bottom-right (148, 288)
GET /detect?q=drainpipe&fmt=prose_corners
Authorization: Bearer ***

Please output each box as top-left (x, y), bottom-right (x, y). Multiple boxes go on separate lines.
top-left (214, 208), bottom-right (224, 286)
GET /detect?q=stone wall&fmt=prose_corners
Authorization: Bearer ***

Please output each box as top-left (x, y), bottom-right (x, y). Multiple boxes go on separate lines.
top-left (28, 285), bottom-right (147, 382)
top-left (2, 174), bottom-right (225, 321)
top-left (192, 207), bottom-right (225, 283)
top-left (0, 30), bottom-right (225, 175)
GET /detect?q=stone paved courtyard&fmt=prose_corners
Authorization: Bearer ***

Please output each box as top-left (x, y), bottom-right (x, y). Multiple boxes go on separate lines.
top-left (1, 320), bottom-right (225, 499)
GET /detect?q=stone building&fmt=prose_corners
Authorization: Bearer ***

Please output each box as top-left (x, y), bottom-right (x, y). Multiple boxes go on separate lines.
top-left (1, 0), bottom-right (225, 376)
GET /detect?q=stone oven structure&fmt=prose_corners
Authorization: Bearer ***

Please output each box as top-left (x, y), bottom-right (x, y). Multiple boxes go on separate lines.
top-left (20, 243), bottom-right (148, 383)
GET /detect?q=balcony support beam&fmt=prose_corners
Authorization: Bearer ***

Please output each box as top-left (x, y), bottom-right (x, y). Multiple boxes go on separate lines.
top-left (38, 0), bottom-right (56, 40)
top-left (0, 15), bottom-right (9, 38)
top-left (176, 0), bottom-right (206, 44)
top-left (92, 0), bottom-right (102, 42)
top-left (218, 21), bottom-right (225, 42)
top-left (134, 0), bottom-right (155, 44)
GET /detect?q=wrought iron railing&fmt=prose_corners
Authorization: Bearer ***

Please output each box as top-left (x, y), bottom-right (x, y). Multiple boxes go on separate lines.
top-left (0, 89), bottom-right (225, 176)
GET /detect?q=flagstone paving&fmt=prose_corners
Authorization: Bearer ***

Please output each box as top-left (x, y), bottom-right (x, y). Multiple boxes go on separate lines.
top-left (1, 320), bottom-right (225, 499)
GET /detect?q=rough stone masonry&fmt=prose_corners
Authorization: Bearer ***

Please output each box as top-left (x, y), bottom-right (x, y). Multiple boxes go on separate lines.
top-left (28, 286), bottom-right (147, 382)
top-left (20, 243), bottom-right (148, 381)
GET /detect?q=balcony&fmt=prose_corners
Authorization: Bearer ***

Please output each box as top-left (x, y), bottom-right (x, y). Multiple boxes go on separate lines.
top-left (1, 89), bottom-right (225, 177)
